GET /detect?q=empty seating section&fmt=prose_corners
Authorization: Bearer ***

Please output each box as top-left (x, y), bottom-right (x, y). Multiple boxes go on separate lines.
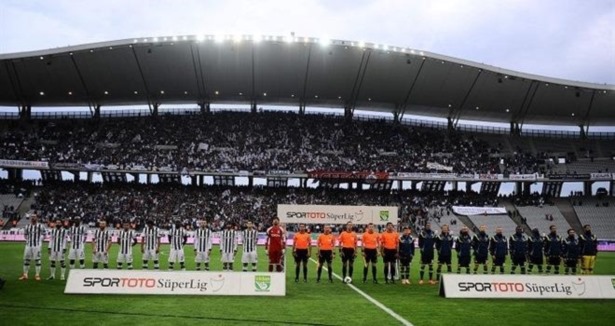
top-left (573, 199), bottom-right (615, 240)
top-left (464, 214), bottom-right (519, 236)
top-left (516, 205), bottom-right (572, 233)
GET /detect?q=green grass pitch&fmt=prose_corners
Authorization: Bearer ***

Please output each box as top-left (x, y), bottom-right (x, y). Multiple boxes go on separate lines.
top-left (0, 242), bottom-right (614, 325)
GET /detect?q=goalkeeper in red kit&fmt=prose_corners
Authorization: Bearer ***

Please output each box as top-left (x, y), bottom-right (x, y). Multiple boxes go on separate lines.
top-left (266, 217), bottom-right (286, 272)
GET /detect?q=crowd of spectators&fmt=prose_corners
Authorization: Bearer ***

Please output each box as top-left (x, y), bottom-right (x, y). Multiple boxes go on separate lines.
top-left (1, 111), bottom-right (516, 174)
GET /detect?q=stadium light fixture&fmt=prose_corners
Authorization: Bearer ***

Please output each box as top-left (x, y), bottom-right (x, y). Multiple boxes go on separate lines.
top-left (153, 37), bottom-right (159, 42)
top-left (39, 91), bottom-right (45, 96)
top-left (172, 36), bottom-right (178, 41)
top-left (263, 92), bottom-right (267, 96)
top-left (448, 104), bottom-right (452, 108)
top-left (40, 56), bottom-right (44, 60)
top-left (104, 91), bottom-right (109, 95)
top-left (475, 106), bottom-right (479, 110)
top-left (182, 35), bottom-right (188, 41)
top-left (68, 91), bottom-right (72, 95)
top-left (506, 109), bottom-right (510, 112)
top-left (315, 95), bottom-right (319, 98)
top-left (69, 52), bottom-right (73, 56)
top-left (90, 49), bottom-right (94, 53)
top-left (109, 46), bottom-right (113, 50)
top-left (142, 38), bottom-right (148, 42)
top-left (134, 91), bottom-right (138, 95)
top-left (291, 94), bottom-right (295, 98)
top-left (133, 39), bottom-right (138, 43)
top-left (420, 51), bottom-right (424, 56)
top-left (196, 34), bottom-right (205, 42)
top-left (215, 91), bottom-right (219, 95)
top-left (571, 113), bottom-right (575, 116)
top-left (184, 91), bottom-right (188, 95)
top-left (368, 98), bottom-right (372, 101)
top-left (160, 90), bottom-right (165, 94)
top-left (233, 35), bottom-right (242, 43)
top-left (239, 92), bottom-right (243, 96)
top-left (320, 38), bottom-right (331, 47)
top-left (253, 35), bottom-right (263, 43)
top-left (214, 34), bottom-right (225, 43)
top-left (410, 50), bottom-right (415, 54)
top-left (163, 37), bottom-right (168, 41)
top-left (338, 96), bottom-right (342, 99)
top-left (545, 83), bottom-right (549, 86)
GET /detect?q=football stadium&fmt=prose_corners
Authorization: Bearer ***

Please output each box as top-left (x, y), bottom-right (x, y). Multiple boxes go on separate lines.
top-left (1, 1), bottom-right (615, 326)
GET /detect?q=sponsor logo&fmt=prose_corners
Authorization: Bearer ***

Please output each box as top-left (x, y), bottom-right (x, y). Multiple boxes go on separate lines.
top-left (210, 274), bottom-right (225, 292)
top-left (255, 275), bottom-right (271, 292)
top-left (82, 277), bottom-right (209, 292)
top-left (457, 281), bottom-right (583, 296)
top-left (285, 211), bottom-right (358, 222)
top-left (379, 211), bottom-right (389, 221)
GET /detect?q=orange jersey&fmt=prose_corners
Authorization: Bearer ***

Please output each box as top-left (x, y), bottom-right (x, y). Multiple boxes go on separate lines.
top-left (381, 231), bottom-right (400, 250)
top-left (362, 232), bottom-right (380, 249)
top-left (338, 231), bottom-right (357, 249)
top-left (318, 233), bottom-right (335, 250)
top-left (294, 232), bottom-right (311, 250)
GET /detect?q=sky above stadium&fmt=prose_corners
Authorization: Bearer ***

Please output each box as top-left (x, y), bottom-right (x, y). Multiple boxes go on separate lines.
top-left (0, 0), bottom-right (613, 85)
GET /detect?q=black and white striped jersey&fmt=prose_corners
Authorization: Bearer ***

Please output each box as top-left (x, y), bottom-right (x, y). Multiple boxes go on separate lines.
top-left (194, 228), bottom-right (212, 252)
top-left (118, 229), bottom-right (136, 255)
top-left (93, 229), bottom-right (112, 253)
top-left (24, 223), bottom-right (45, 247)
top-left (141, 226), bottom-right (160, 251)
top-left (49, 228), bottom-right (69, 252)
top-left (169, 227), bottom-right (186, 251)
top-left (242, 229), bottom-right (258, 253)
top-left (69, 225), bottom-right (87, 250)
top-left (220, 230), bottom-right (237, 254)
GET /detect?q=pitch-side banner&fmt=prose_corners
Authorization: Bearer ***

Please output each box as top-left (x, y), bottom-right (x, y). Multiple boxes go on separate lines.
top-left (65, 269), bottom-right (285, 296)
top-left (439, 274), bottom-right (615, 299)
top-left (452, 206), bottom-right (507, 216)
top-left (278, 205), bottom-right (398, 225)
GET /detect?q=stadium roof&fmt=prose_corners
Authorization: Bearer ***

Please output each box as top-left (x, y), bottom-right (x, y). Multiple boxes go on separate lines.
top-left (1, 35), bottom-right (614, 126)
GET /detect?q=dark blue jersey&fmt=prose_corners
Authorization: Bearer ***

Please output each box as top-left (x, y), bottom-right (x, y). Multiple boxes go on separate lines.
top-left (399, 234), bottom-right (415, 257)
top-left (472, 232), bottom-right (490, 257)
top-left (578, 233), bottom-right (598, 256)
top-left (489, 234), bottom-right (508, 257)
top-left (528, 235), bottom-right (544, 258)
top-left (562, 237), bottom-right (580, 260)
top-left (509, 233), bottom-right (528, 257)
top-left (419, 230), bottom-right (436, 255)
top-left (435, 232), bottom-right (454, 256)
top-left (544, 233), bottom-right (562, 256)
top-left (456, 234), bottom-right (473, 258)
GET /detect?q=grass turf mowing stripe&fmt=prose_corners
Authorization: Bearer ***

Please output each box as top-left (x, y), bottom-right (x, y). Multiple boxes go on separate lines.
top-left (2, 303), bottom-right (336, 326)
top-left (309, 258), bottom-right (413, 326)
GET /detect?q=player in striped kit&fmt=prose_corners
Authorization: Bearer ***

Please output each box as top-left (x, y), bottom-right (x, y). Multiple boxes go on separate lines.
top-left (19, 215), bottom-right (46, 281)
top-left (168, 221), bottom-right (187, 271)
top-left (241, 221), bottom-right (258, 272)
top-left (220, 223), bottom-right (238, 271)
top-left (194, 219), bottom-right (213, 271)
top-left (68, 217), bottom-right (87, 270)
top-left (141, 220), bottom-right (161, 270)
top-left (47, 218), bottom-right (69, 280)
top-left (117, 221), bottom-right (137, 270)
top-left (92, 221), bottom-right (112, 269)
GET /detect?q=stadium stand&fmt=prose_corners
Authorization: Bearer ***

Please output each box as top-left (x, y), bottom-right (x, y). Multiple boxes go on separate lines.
top-left (463, 214), bottom-right (520, 236)
top-left (573, 198), bottom-right (615, 240)
top-left (515, 205), bottom-right (573, 235)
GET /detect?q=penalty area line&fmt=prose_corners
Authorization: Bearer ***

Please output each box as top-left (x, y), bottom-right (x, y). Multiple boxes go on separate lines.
top-left (309, 258), bottom-right (413, 326)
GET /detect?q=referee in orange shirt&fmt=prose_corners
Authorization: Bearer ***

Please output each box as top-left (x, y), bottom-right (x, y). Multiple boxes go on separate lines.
top-left (317, 225), bottom-right (336, 283)
top-left (338, 221), bottom-right (358, 283)
top-left (362, 223), bottom-right (380, 283)
top-left (293, 224), bottom-right (312, 282)
top-left (381, 222), bottom-right (400, 284)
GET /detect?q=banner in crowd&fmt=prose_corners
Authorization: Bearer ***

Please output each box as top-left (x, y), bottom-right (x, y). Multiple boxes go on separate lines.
top-left (0, 159), bottom-right (49, 169)
top-left (590, 173), bottom-right (613, 180)
top-left (268, 170), bottom-right (291, 175)
top-left (396, 172), bottom-right (456, 179)
top-left (307, 170), bottom-right (389, 181)
top-left (65, 269), bottom-right (285, 296)
top-left (548, 173), bottom-right (591, 180)
top-left (51, 162), bottom-right (83, 170)
top-left (452, 206), bottom-right (507, 216)
top-left (278, 204), bottom-right (398, 225)
top-left (439, 274), bottom-right (615, 299)
top-left (426, 162), bottom-right (454, 172)
top-left (509, 174), bottom-right (538, 181)
top-left (478, 173), bottom-right (504, 180)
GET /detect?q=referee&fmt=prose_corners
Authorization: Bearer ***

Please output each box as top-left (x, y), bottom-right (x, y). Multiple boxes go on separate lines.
top-left (381, 222), bottom-right (400, 284)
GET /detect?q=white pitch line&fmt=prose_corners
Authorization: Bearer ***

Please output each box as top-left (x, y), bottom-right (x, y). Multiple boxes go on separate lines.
top-left (309, 258), bottom-right (413, 326)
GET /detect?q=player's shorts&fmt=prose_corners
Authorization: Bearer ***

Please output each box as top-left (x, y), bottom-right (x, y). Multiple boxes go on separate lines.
top-left (438, 254), bottom-right (452, 265)
top-left (49, 250), bottom-right (65, 261)
top-left (341, 248), bottom-right (356, 263)
top-left (547, 256), bottom-right (561, 266)
top-left (143, 249), bottom-right (159, 261)
top-left (399, 254), bottom-right (413, 266)
top-left (221, 252), bottom-right (235, 263)
top-left (564, 258), bottom-right (577, 268)
top-left (529, 255), bottom-right (543, 265)
top-left (421, 251), bottom-right (434, 264)
top-left (492, 255), bottom-right (506, 266)
top-left (117, 253), bottom-right (133, 264)
top-left (318, 250), bottom-right (333, 264)
top-left (68, 248), bottom-right (85, 260)
top-left (92, 251), bottom-right (109, 264)
top-left (241, 251), bottom-right (258, 264)
top-left (23, 246), bottom-right (42, 260)
top-left (383, 248), bottom-right (397, 263)
top-left (474, 253), bottom-right (488, 264)
top-left (458, 255), bottom-right (471, 267)
top-left (169, 249), bottom-right (185, 263)
top-left (363, 248), bottom-right (378, 263)
top-left (195, 251), bottom-right (211, 263)
top-left (268, 249), bottom-right (283, 265)
top-left (511, 255), bottom-right (526, 266)
top-left (294, 249), bottom-right (308, 263)
top-left (581, 255), bottom-right (596, 270)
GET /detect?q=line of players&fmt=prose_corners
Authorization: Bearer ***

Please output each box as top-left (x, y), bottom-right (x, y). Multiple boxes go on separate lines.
top-left (18, 215), bottom-right (600, 284)
top-left (18, 215), bottom-right (271, 281)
